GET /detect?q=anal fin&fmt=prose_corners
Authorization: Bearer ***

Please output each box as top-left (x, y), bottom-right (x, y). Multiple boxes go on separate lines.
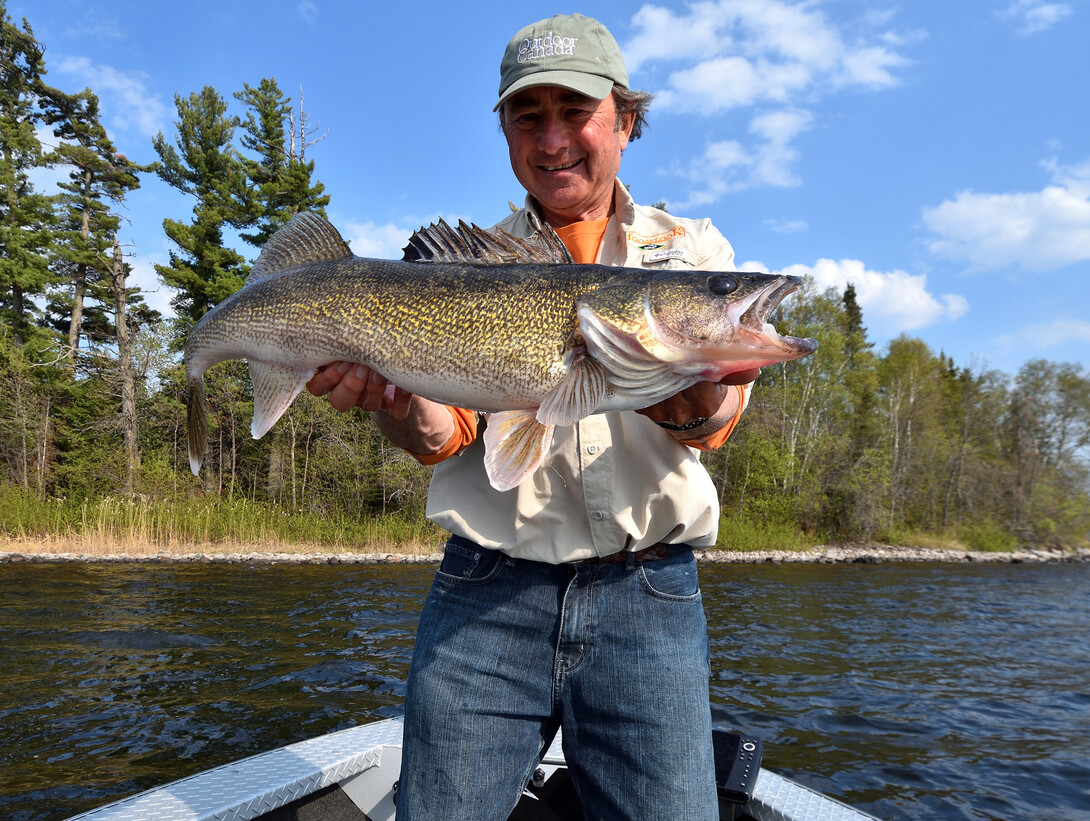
top-left (482, 410), bottom-right (555, 491)
top-left (249, 361), bottom-right (316, 439)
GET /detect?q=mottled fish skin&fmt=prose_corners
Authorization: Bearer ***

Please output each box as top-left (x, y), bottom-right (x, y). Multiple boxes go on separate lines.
top-left (185, 213), bottom-right (817, 491)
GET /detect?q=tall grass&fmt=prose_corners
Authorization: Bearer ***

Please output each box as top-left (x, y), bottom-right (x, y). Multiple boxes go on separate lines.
top-left (0, 483), bottom-right (444, 555)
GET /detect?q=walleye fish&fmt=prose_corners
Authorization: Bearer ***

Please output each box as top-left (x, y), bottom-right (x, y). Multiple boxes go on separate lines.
top-left (185, 213), bottom-right (817, 491)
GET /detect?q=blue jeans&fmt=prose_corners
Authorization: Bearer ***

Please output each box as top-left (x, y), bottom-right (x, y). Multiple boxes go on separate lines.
top-left (397, 536), bottom-right (717, 820)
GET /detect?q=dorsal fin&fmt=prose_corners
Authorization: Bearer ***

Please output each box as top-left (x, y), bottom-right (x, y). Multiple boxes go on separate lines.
top-left (402, 218), bottom-right (574, 265)
top-left (248, 212), bottom-right (353, 284)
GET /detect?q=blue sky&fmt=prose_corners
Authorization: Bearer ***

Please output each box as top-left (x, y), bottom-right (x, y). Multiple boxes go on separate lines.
top-left (17, 0), bottom-right (1090, 377)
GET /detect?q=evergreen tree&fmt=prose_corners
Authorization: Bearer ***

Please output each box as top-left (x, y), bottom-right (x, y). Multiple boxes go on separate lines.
top-left (152, 85), bottom-right (250, 324)
top-left (839, 283), bottom-right (880, 467)
top-left (234, 78), bottom-right (329, 247)
top-left (0, 5), bottom-right (62, 346)
top-left (45, 88), bottom-right (144, 367)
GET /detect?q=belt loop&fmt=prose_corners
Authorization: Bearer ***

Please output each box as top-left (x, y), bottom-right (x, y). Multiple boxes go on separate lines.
top-left (625, 550), bottom-right (636, 571)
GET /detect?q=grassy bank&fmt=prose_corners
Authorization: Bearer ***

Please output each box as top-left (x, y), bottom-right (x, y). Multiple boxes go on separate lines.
top-left (0, 484), bottom-right (444, 556)
top-left (3, 484), bottom-right (825, 557)
top-left (3, 483), bottom-right (1018, 559)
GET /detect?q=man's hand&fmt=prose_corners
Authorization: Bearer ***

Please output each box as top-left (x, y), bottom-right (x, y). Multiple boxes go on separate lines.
top-left (636, 368), bottom-right (759, 430)
top-left (306, 362), bottom-right (414, 419)
top-left (306, 362), bottom-right (455, 455)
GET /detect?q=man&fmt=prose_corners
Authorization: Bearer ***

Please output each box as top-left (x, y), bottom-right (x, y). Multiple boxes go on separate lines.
top-left (307, 14), bottom-right (757, 820)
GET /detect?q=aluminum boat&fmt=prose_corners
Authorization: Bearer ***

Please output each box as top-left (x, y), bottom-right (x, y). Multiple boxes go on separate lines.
top-left (65, 716), bottom-right (880, 820)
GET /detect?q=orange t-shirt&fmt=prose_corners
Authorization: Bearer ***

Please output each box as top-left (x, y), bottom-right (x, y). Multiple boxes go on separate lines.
top-left (554, 218), bottom-right (609, 264)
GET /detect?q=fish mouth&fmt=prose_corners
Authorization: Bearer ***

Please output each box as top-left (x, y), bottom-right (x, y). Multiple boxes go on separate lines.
top-left (729, 275), bottom-right (817, 357)
top-left (740, 276), bottom-right (800, 333)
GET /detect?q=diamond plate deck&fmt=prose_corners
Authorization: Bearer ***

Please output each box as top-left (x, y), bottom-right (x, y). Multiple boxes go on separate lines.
top-left (747, 768), bottom-right (881, 821)
top-left (67, 717), bottom-right (405, 821)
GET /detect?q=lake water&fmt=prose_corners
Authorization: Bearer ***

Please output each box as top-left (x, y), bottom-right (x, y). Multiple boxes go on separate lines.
top-left (1, 559), bottom-right (1088, 821)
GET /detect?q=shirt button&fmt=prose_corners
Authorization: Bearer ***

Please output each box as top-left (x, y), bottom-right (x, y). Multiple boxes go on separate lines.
top-left (592, 510), bottom-right (605, 521)
top-left (587, 444), bottom-right (599, 455)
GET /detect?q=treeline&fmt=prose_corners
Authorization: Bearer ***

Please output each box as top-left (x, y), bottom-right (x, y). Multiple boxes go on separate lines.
top-left (2, 4), bottom-right (1088, 550)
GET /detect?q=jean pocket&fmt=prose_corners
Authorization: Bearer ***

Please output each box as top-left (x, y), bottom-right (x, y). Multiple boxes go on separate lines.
top-left (435, 538), bottom-right (504, 586)
top-left (637, 550), bottom-right (701, 602)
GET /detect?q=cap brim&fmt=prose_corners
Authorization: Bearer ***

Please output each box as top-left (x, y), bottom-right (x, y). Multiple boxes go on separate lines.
top-left (494, 71), bottom-right (615, 111)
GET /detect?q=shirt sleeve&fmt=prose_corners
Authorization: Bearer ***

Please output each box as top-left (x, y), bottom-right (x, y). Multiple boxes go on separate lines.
top-left (695, 219), bottom-right (736, 270)
top-left (408, 406), bottom-right (478, 466)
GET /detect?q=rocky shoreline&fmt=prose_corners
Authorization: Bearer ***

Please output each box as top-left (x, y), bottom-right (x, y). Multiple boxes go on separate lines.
top-left (2, 544), bottom-right (1087, 565)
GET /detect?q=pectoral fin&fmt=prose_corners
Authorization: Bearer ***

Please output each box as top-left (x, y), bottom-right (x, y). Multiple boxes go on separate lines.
top-left (249, 361), bottom-right (315, 439)
top-left (536, 354), bottom-right (608, 426)
top-left (482, 410), bottom-right (555, 492)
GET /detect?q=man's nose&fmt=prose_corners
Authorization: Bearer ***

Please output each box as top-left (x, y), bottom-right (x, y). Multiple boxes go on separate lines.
top-left (537, 114), bottom-right (571, 153)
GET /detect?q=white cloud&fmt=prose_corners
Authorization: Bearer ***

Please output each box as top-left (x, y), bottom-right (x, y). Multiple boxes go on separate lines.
top-left (55, 56), bottom-right (169, 138)
top-left (921, 157), bottom-right (1090, 272)
top-left (627, 0), bottom-right (910, 113)
top-left (999, 0), bottom-right (1073, 35)
top-left (764, 218), bottom-right (809, 234)
top-left (298, 2), bottom-right (318, 26)
top-left (341, 220), bottom-right (416, 260)
top-left (775, 258), bottom-right (969, 332)
top-left (626, 1), bottom-right (914, 207)
top-left (992, 317), bottom-right (1090, 355)
top-left (666, 108), bottom-right (813, 210)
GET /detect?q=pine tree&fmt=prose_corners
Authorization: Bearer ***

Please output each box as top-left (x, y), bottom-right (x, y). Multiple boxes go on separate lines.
top-left (0, 5), bottom-right (62, 347)
top-left (234, 78), bottom-right (329, 247)
top-left (840, 282), bottom-right (879, 457)
top-left (45, 88), bottom-right (144, 367)
top-left (152, 85), bottom-right (250, 324)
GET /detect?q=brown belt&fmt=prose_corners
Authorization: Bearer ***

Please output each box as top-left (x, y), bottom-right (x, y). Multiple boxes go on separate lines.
top-left (585, 542), bottom-right (673, 564)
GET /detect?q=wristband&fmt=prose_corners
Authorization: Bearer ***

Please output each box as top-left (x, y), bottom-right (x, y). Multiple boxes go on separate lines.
top-left (656, 417), bottom-right (709, 432)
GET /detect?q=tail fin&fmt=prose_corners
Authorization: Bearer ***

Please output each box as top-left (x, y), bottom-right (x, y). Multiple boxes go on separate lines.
top-left (187, 377), bottom-right (207, 476)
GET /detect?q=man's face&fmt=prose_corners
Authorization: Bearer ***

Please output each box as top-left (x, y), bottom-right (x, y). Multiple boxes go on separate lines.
top-left (502, 86), bottom-right (635, 227)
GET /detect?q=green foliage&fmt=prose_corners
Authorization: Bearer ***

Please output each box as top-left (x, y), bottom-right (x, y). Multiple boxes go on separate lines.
top-left (715, 512), bottom-right (817, 552)
top-left (152, 86), bottom-right (251, 322)
top-left (0, 4), bottom-right (64, 346)
top-left (959, 519), bottom-right (1019, 553)
top-left (44, 88), bottom-right (147, 356)
top-left (234, 78), bottom-right (330, 247)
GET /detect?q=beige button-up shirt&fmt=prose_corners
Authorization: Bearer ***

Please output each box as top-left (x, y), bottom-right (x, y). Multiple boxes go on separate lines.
top-left (425, 181), bottom-right (738, 563)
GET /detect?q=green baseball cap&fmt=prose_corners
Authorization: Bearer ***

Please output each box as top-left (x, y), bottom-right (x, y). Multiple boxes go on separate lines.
top-left (495, 13), bottom-right (629, 111)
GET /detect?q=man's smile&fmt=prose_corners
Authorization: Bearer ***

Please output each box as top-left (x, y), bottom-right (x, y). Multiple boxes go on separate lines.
top-left (539, 158), bottom-right (584, 172)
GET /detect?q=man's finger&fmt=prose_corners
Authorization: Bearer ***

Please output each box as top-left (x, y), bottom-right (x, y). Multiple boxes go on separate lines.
top-left (305, 361), bottom-right (346, 397)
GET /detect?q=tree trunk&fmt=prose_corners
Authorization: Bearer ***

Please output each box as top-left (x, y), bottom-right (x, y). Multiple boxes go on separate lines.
top-left (67, 173), bottom-right (93, 370)
top-left (111, 235), bottom-right (140, 497)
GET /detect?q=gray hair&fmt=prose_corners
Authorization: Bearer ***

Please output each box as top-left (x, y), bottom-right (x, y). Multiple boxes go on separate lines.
top-left (612, 85), bottom-right (653, 141)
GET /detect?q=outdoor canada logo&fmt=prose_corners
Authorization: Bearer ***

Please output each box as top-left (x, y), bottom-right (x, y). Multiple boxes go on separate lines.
top-left (518, 31), bottom-right (579, 63)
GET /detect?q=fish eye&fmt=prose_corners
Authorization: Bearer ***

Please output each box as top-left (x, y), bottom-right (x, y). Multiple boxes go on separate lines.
top-left (707, 274), bottom-right (738, 297)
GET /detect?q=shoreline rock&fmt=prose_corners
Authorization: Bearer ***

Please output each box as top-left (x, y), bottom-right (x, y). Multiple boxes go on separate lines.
top-left (1, 545), bottom-right (1087, 565)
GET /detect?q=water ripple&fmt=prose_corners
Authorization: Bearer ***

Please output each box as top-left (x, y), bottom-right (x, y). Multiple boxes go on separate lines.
top-left (1, 561), bottom-right (1088, 821)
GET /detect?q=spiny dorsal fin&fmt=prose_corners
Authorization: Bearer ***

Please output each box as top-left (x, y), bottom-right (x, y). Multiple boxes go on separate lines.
top-left (248, 212), bottom-right (353, 284)
top-left (402, 218), bottom-right (574, 265)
